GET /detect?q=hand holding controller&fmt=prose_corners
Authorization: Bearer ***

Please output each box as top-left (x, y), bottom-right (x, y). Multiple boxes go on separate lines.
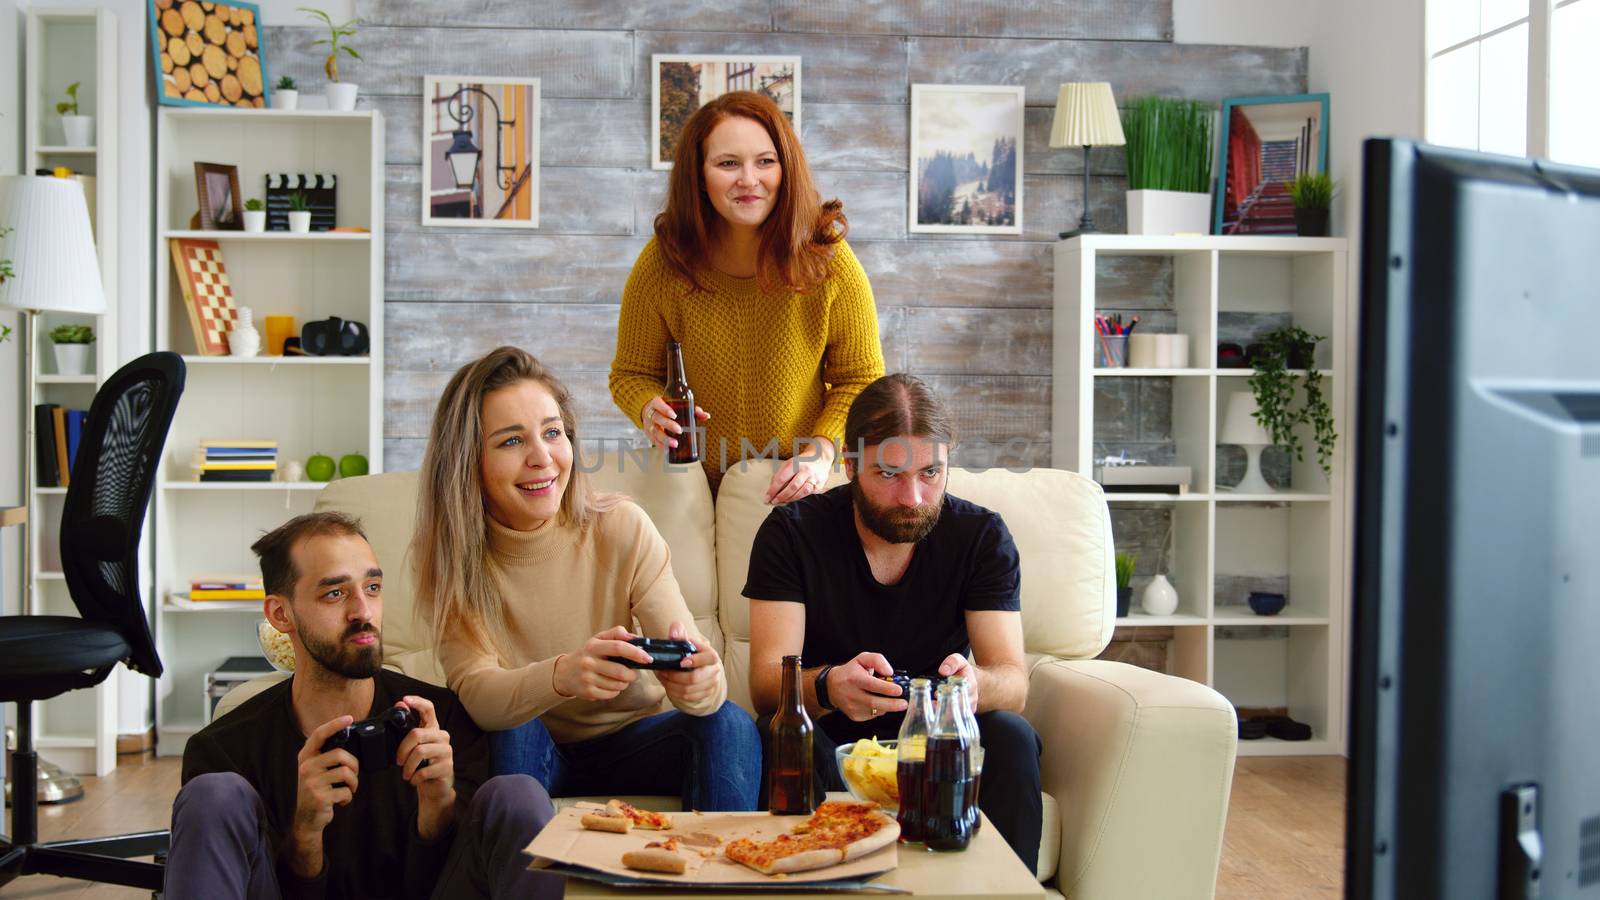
top-left (607, 636), bottom-right (698, 670)
top-left (320, 705), bottom-right (422, 773)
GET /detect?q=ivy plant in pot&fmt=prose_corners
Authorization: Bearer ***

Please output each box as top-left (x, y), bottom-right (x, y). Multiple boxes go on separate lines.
top-left (57, 81), bottom-right (94, 148)
top-left (49, 323), bottom-right (95, 375)
top-left (1121, 96), bottom-right (1214, 235)
top-left (1246, 326), bottom-right (1338, 483)
top-left (1114, 551), bottom-right (1136, 617)
top-left (1286, 172), bottom-right (1334, 237)
top-left (301, 7), bottom-right (362, 111)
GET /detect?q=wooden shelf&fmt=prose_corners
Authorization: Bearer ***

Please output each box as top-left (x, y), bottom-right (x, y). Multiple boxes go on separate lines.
top-left (180, 355), bottom-right (370, 366)
top-left (162, 229), bottom-right (371, 243)
top-left (165, 594), bottom-right (262, 612)
top-left (1214, 491), bottom-right (1331, 502)
top-left (36, 374), bottom-right (97, 384)
top-left (1103, 492), bottom-right (1211, 502)
top-left (1212, 616), bottom-right (1330, 626)
top-left (1114, 613), bottom-right (1209, 626)
top-left (163, 481), bottom-right (326, 491)
top-left (36, 145), bottom-right (96, 155)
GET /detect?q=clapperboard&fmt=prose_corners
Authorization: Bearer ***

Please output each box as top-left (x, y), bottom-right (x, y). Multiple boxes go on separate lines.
top-left (265, 173), bottom-right (338, 231)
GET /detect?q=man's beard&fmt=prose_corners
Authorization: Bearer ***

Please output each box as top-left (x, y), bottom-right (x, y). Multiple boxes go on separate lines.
top-left (851, 478), bottom-right (944, 545)
top-left (299, 621), bottom-right (384, 679)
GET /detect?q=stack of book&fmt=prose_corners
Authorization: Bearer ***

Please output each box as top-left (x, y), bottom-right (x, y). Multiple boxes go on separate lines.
top-left (192, 439), bottom-right (278, 482)
top-left (33, 404), bottom-right (89, 488)
top-left (188, 576), bottom-right (265, 602)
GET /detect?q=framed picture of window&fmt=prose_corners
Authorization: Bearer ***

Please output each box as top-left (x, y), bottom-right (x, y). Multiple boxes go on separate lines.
top-left (1214, 93), bottom-right (1330, 235)
top-left (651, 54), bottom-right (801, 170)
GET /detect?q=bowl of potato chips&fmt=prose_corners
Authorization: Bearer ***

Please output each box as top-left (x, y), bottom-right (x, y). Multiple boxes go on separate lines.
top-left (835, 737), bottom-right (900, 810)
top-left (257, 619), bottom-right (296, 673)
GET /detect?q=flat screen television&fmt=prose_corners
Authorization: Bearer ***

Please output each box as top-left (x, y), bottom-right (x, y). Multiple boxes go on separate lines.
top-left (1350, 138), bottom-right (1600, 899)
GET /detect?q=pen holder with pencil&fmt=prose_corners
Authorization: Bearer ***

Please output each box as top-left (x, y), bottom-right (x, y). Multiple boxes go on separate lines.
top-left (1097, 334), bottom-right (1129, 368)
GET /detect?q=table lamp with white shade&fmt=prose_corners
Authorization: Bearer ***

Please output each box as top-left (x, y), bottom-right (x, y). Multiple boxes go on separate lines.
top-left (0, 176), bottom-right (106, 804)
top-left (1049, 82), bottom-right (1126, 239)
top-left (1220, 392), bottom-right (1276, 494)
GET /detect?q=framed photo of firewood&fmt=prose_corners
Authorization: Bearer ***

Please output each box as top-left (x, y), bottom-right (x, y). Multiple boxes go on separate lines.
top-left (194, 161), bottom-right (243, 230)
top-left (149, 0), bottom-right (271, 108)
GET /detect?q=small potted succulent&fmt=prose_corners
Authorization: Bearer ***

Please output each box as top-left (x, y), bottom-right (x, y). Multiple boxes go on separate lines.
top-left (272, 75), bottom-right (299, 110)
top-left (57, 82), bottom-right (93, 148)
top-left (243, 197), bottom-right (267, 232)
top-left (1114, 551), bottom-right (1136, 617)
top-left (301, 7), bottom-right (362, 111)
top-left (287, 192), bottom-right (312, 233)
top-left (49, 323), bottom-right (95, 375)
top-left (1286, 172), bottom-right (1335, 237)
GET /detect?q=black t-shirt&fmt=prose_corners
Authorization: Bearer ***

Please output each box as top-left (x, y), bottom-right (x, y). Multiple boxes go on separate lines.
top-left (742, 485), bottom-right (1021, 743)
top-left (181, 669), bottom-right (488, 900)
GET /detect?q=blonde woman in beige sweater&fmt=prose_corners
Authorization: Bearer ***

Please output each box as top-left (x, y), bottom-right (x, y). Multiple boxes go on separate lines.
top-left (411, 346), bottom-right (761, 810)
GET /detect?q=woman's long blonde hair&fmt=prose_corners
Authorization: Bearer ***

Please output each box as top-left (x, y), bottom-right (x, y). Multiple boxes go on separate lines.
top-left (411, 346), bottom-right (616, 656)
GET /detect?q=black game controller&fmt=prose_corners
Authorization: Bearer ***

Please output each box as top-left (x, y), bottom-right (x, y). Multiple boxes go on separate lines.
top-left (608, 637), bottom-right (698, 670)
top-left (321, 705), bottom-right (421, 773)
top-left (876, 670), bottom-right (946, 698)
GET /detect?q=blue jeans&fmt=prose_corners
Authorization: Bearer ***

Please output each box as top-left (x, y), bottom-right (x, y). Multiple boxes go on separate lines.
top-left (489, 701), bottom-right (762, 811)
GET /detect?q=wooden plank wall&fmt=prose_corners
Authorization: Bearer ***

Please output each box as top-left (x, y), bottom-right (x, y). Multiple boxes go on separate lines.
top-left (264, 1), bottom-right (1306, 472)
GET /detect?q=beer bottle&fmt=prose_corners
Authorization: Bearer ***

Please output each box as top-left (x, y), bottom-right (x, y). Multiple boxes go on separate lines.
top-left (948, 676), bottom-right (982, 834)
top-left (896, 678), bottom-right (934, 844)
top-left (664, 341), bottom-right (699, 464)
top-left (922, 681), bottom-right (974, 851)
top-left (768, 655), bottom-right (814, 814)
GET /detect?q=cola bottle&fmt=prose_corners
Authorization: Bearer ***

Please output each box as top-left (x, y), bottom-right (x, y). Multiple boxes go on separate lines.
top-left (664, 341), bottom-right (699, 464)
top-left (921, 681), bottom-right (974, 851)
top-left (948, 675), bottom-right (982, 834)
top-left (896, 678), bottom-right (934, 844)
top-left (768, 655), bottom-right (814, 814)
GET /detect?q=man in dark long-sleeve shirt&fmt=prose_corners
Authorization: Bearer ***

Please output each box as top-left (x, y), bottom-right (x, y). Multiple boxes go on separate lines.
top-left (164, 512), bottom-right (563, 900)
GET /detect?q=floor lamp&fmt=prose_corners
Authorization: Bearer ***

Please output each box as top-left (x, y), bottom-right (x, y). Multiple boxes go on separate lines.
top-left (0, 176), bottom-right (108, 804)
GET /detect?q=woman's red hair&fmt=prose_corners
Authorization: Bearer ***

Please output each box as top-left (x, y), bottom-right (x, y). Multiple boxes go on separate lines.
top-left (653, 90), bottom-right (847, 293)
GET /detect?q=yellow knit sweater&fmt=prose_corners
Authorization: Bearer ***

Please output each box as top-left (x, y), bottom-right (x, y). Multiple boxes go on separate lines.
top-left (609, 238), bottom-right (885, 490)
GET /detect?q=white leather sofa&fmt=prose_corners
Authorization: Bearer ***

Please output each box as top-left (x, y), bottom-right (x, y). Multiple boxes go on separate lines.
top-left (218, 452), bottom-right (1237, 899)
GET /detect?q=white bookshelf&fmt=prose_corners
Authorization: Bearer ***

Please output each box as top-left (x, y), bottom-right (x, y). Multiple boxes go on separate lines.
top-left (152, 107), bottom-right (385, 756)
top-left (1053, 235), bottom-right (1349, 757)
top-left (21, 7), bottom-right (120, 777)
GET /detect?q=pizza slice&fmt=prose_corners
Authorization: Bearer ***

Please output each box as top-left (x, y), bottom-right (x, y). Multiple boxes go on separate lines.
top-left (607, 799), bottom-right (674, 830)
top-left (724, 800), bottom-right (899, 876)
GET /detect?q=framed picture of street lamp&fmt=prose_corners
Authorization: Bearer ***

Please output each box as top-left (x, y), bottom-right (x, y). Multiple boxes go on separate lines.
top-left (421, 75), bottom-right (541, 228)
top-left (1213, 93), bottom-right (1329, 235)
top-left (909, 84), bottom-right (1024, 234)
top-left (651, 54), bottom-right (801, 170)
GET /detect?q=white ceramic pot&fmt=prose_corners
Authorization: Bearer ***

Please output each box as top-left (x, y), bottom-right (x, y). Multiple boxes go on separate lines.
top-left (288, 211), bottom-right (312, 233)
top-left (1126, 189), bottom-right (1212, 236)
top-left (271, 89), bottom-right (299, 110)
top-left (61, 115), bottom-right (94, 147)
top-left (243, 210), bottom-right (266, 232)
top-left (1140, 573), bottom-right (1180, 617)
top-left (53, 342), bottom-right (92, 375)
top-left (326, 82), bottom-right (359, 111)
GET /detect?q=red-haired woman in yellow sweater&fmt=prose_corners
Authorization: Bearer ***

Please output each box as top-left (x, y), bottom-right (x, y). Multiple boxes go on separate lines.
top-left (609, 91), bottom-right (885, 500)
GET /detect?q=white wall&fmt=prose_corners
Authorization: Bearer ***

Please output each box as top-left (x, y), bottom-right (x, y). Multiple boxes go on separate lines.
top-left (3, 0), bottom-right (22, 629)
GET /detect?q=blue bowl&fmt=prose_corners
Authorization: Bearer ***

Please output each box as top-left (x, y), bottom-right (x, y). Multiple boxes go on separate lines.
top-left (1248, 592), bottom-right (1287, 616)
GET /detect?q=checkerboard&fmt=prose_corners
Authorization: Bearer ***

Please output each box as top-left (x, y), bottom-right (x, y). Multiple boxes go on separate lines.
top-left (170, 239), bottom-right (238, 355)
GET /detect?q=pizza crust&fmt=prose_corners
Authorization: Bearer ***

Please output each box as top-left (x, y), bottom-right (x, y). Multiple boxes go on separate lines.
top-left (621, 848), bottom-right (689, 875)
top-left (580, 813), bottom-right (632, 834)
top-left (842, 818), bottom-right (901, 860)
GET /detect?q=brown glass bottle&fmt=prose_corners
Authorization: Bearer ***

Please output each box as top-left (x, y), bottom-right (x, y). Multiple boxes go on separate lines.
top-left (664, 341), bottom-right (699, 464)
top-left (768, 655), bottom-right (815, 815)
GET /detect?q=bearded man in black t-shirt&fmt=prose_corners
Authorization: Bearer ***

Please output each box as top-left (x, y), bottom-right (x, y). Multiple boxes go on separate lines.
top-left (164, 512), bottom-right (561, 900)
top-left (744, 373), bottom-right (1044, 874)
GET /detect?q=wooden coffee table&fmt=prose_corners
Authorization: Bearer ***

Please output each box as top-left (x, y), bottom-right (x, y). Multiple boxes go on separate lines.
top-left (559, 810), bottom-right (1045, 900)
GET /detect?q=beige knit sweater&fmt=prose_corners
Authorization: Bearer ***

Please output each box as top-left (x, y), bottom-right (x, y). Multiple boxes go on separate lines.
top-left (437, 500), bottom-right (726, 743)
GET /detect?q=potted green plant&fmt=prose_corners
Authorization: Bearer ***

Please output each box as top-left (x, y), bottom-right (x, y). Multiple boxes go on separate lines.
top-left (1121, 96), bottom-right (1214, 235)
top-left (300, 7), bottom-right (362, 111)
top-left (243, 197), bottom-right (267, 232)
top-left (56, 81), bottom-right (93, 148)
top-left (1247, 326), bottom-right (1338, 480)
top-left (1286, 172), bottom-right (1335, 237)
top-left (49, 323), bottom-right (95, 375)
top-left (0, 226), bottom-right (12, 344)
top-left (1114, 551), bottom-right (1136, 617)
top-left (287, 192), bottom-right (312, 233)
top-left (272, 75), bottom-right (299, 110)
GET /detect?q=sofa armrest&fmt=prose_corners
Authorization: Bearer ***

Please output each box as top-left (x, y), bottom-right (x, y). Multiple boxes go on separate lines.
top-left (1025, 658), bottom-right (1237, 900)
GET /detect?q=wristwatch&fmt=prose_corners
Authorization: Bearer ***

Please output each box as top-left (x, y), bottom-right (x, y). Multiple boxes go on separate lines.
top-left (814, 664), bottom-right (839, 711)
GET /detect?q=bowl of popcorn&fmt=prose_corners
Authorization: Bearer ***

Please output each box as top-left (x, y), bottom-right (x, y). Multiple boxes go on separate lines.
top-left (257, 619), bottom-right (296, 673)
top-left (835, 737), bottom-right (900, 810)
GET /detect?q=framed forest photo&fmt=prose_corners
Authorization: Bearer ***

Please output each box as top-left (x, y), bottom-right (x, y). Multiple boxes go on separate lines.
top-left (909, 84), bottom-right (1024, 235)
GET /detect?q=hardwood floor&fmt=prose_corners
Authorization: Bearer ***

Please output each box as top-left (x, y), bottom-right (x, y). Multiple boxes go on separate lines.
top-left (4, 753), bottom-right (1346, 897)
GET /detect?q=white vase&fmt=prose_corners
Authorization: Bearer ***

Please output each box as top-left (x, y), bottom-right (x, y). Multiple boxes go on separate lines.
top-left (228, 306), bottom-right (261, 357)
top-left (53, 342), bottom-right (92, 375)
top-left (61, 115), bottom-right (94, 147)
top-left (326, 82), bottom-right (359, 111)
top-left (1126, 189), bottom-right (1212, 236)
top-left (271, 89), bottom-right (299, 110)
top-left (288, 211), bottom-right (312, 233)
top-left (242, 210), bottom-right (266, 232)
top-left (1140, 573), bottom-right (1180, 617)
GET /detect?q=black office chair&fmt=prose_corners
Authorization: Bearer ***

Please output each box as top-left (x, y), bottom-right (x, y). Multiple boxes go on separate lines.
top-left (1, 352), bottom-right (185, 892)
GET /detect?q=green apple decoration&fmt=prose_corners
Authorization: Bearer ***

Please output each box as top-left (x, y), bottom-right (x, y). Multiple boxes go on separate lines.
top-left (339, 453), bottom-right (369, 478)
top-left (306, 453), bottom-right (336, 482)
